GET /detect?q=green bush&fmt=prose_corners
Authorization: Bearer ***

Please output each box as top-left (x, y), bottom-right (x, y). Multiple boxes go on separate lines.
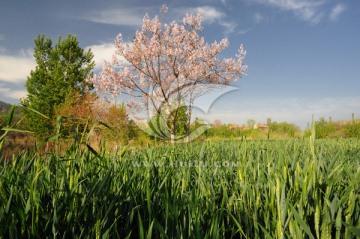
top-left (315, 118), bottom-right (336, 139)
top-left (269, 122), bottom-right (300, 138)
top-left (346, 123), bottom-right (360, 138)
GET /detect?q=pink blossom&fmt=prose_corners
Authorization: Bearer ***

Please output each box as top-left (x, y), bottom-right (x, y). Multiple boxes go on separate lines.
top-left (87, 5), bottom-right (247, 141)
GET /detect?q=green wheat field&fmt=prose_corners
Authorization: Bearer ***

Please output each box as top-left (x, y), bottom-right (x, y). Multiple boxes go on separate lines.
top-left (1, 137), bottom-right (359, 238)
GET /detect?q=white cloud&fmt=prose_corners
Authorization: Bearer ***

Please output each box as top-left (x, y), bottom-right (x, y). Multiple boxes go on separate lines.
top-left (195, 6), bottom-right (226, 23)
top-left (0, 50), bottom-right (33, 101)
top-left (86, 41), bottom-right (132, 70)
top-left (84, 5), bottom-right (236, 34)
top-left (0, 83), bottom-right (11, 92)
top-left (82, 8), bottom-right (144, 26)
top-left (238, 29), bottom-right (252, 35)
top-left (177, 6), bottom-right (236, 34)
top-left (5, 90), bottom-right (27, 100)
top-left (219, 21), bottom-right (237, 34)
top-left (0, 52), bottom-right (35, 84)
top-left (254, 12), bottom-right (265, 23)
top-left (251, 0), bottom-right (326, 24)
top-left (86, 42), bottom-right (116, 69)
top-left (330, 3), bottom-right (346, 21)
top-left (0, 84), bottom-right (27, 101)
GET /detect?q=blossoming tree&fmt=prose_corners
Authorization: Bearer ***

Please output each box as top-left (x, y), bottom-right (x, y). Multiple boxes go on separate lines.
top-left (88, 5), bottom-right (247, 143)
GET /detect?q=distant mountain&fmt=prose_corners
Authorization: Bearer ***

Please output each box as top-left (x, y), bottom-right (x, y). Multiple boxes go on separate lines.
top-left (0, 101), bottom-right (14, 114)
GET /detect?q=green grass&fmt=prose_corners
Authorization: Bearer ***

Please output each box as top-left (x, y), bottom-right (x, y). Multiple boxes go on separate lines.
top-left (0, 139), bottom-right (359, 238)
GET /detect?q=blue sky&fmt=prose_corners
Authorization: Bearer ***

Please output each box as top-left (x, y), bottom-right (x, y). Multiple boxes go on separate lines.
top-left (0, 0), bottom-right (359, 128)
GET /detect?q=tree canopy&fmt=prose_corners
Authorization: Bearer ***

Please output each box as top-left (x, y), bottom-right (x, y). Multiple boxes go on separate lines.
top-left (88, 5), bottom-right (247, 143)
top-left (22, 34), bottom-right (95, 136)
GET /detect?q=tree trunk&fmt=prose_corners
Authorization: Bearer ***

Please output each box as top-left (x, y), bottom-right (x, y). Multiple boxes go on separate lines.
top-left (170, 115), bottom-right (176, 144)
top-left (186, 100), bottom-right (193, 143)
top-left (170, 133), bottom-right (175, 144)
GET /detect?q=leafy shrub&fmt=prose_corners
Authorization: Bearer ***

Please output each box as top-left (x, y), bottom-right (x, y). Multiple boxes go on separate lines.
top-left (269, 121), bottom-right (300, 138)
top-left (346, 123), bottom-right (360, 138)
top-left (315, 118), bottom-right (336, 139)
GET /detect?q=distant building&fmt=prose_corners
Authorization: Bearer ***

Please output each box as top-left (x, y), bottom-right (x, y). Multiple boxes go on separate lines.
top-left (254, 123), bottom-right (268, 130)
top-left (229, 124), bottom-right (240, 129)
top-left (229, 124), bottom-right (252, 130)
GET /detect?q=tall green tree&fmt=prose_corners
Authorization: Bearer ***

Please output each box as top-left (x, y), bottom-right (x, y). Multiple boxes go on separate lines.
top-left (21, 34), bottom-right (95, 136)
